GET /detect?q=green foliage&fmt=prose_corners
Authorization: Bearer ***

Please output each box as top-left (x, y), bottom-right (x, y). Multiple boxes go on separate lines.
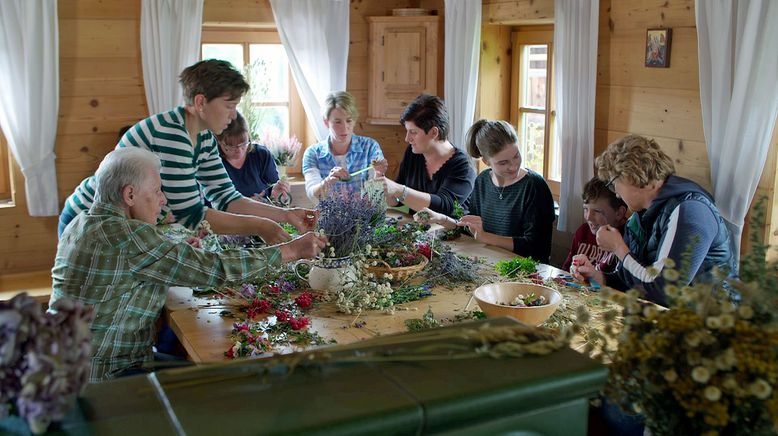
top-left (452, 201), bottom-right (465, 219)
top-left (495, 257), bottom-right (539, 278)
top-left (405, 306), bottom-right (440, 332)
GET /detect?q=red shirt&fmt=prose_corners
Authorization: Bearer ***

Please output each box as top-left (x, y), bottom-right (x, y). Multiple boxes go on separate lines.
top-left (562, 223), bottom-right (623, 273)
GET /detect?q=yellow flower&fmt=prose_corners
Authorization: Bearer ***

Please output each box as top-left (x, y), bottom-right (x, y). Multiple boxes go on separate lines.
top-left (692, 366), bottom-right (711, 383)
top-left (665, 284), bottom-right (680, 298)
top-left (627, 302), bottom-right (642, 314)
top-left (706, 316), bottom-right (722, 329)
top-left (663, 369), bottom-right (678, 382)
top-left (663, 258), bottom-right (676, 269)
top-left (705, 386), bottom-right (722, 401)
top-left (663, 268), bottom-right (680, 281)
top-left (720, 301), bottom-right (736, 313)
top-left (737, 305), bottom-right (754, 319)
top-left (719, 314), bottom-right (735, 329)
top-left (723, 376), bottom-right (738, 391)
top-left (749, 379), bottom-right (772, 399)
top-left (643, 305), bottom-right (658, 318)
top-left (685, 332), bottom-right (701, 347)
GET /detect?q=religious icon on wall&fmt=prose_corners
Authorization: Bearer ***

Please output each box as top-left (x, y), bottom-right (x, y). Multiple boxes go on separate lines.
top-left (645, 28), bottom-right (672, 68)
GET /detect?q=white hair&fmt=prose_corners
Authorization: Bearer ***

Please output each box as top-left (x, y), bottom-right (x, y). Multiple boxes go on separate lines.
top-left (94, 147), bottom-right (161, 206)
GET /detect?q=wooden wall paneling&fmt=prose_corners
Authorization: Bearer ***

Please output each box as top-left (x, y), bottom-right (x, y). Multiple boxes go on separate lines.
top-left (202, 0), bottom-right (274, 26)
top-left (477, 24), bottom-right (512, 122)
top-left (59, 19), bottom-right (140, 58)
top-left (58, 0), bottom-right (140, 19)
top-left (482, 0), bottom-right (554, 25)
top-left (594, 85), bottom-right (705, 143)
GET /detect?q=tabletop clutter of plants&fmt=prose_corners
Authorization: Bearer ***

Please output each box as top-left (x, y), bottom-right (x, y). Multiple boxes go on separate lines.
top-left (157, 183), bottom-right (614, 360)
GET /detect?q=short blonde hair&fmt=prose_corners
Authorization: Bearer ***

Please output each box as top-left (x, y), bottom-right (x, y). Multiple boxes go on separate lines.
top-left (322, 91), bottom-right (359, 120)
top-left (596, 135), bottom-right (675, 188)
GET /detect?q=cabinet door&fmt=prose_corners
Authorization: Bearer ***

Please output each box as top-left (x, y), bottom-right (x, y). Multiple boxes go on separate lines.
top-left (368, 17), bottom-right (439, 124)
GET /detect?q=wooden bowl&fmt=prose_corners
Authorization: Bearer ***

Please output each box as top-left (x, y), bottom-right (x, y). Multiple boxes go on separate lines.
top-left (473, 282), bottom-right (562, 326)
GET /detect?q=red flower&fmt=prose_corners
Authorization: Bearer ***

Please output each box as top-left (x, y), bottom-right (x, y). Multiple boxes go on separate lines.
top-left (275, 309), bottom-right (290, 323)
top-left (225, 347), bottom-right (235, 359)
top-left (288, 316), bottom-right (309, 331)
top-left (295, 292), bottom-right (314, 309)
top-left (268, 284), bottom-right (281, 294)
top-left (416, 243), bottom-right (432, 260)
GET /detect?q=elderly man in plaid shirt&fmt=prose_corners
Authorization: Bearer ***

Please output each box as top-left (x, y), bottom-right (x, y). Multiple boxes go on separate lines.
top-left (50, 147), bottom-right (326, 382)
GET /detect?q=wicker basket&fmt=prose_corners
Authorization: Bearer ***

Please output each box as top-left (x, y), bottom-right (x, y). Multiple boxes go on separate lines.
top-left (365, 255), bottom-right (429, 282)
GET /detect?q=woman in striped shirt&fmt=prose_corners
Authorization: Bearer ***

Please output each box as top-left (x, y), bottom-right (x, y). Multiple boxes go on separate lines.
top-left (59, 60), bottom-right (316, 244)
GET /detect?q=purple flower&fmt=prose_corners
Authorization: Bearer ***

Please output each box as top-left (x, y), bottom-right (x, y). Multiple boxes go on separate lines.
top-left (240, 284), bottom-right (257, 299)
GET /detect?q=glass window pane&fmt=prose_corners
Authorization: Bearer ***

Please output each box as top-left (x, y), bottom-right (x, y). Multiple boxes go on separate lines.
top-left (519, 113), bottom-right (545, 175)
top-left (201, 44), bottom-right (244, 71)
top-left (249, 44), bottom-right (289, 103)
top-left (252, 106), bottom-right (289, 139)
top-left (521, 44), bottom-right (547, 109)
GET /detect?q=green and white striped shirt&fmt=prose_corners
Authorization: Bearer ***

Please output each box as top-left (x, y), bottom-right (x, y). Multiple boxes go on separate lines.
top-left (50, 202), bottom-right (281, 382)
top-left (61, 107), bottom-right (243, 229)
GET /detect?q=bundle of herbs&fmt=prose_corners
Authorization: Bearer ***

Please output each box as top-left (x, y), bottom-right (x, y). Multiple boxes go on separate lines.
top-left (316, 185), bottom-right (386, 258)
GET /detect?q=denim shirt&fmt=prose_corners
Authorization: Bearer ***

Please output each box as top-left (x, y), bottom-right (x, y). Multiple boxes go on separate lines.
top-left (302, 134), bottom-right (384, 196)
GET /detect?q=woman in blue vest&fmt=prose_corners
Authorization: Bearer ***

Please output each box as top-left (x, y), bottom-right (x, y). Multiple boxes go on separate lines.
top-left (573, 134), bottom-right (734, 306)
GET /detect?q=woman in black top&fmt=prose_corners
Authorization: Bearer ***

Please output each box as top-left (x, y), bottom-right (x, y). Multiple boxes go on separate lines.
top-left (381, 94), bottom-right (475, 217)
top-left (417, 119), bottom-right (555, 262)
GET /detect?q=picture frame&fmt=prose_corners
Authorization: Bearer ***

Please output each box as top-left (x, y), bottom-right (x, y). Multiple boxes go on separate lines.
top-left (645, 28), bottom-right (672, 68)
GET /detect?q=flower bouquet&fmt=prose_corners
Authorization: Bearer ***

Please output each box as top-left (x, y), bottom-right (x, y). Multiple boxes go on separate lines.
top-left (592, 204), bottom-right (778, 435)
top-left (261, 127), bottom-right (302, 178)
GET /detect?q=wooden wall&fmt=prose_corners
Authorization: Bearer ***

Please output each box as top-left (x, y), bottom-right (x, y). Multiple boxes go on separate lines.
top-left (0, 0), bottom-right (147, 273)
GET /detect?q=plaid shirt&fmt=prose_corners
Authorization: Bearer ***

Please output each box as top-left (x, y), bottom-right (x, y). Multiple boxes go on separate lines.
top-left (50, 202), bottom-right (281, 382)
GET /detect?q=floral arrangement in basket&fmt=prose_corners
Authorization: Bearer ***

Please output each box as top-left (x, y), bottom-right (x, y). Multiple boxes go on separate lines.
top-left (261, 126), bottom-right (302, 169)
top-left (0, 294), bottom-right (93, 434)
top-left (588, 203), bottom-right (778, 435)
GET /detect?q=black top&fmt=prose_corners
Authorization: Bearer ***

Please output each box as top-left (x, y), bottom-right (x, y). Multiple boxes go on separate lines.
top-left (221, 145), bottom-right (279, 198)
top-left (395, 145), bottom-right (476, 217)
top-left (468, 169), bottom-right (555, 262)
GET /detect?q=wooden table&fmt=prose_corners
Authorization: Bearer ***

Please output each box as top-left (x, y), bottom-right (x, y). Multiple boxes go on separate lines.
top-left (165, 235), bottom-right (585, 363)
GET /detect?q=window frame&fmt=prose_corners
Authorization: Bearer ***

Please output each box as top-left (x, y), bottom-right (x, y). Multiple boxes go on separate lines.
top-left (0, 129), bottom-right (12, 204)
top-left (510, 26), bottom-right (558, 197)
top-left (201, 28), bottom-right (306, 174)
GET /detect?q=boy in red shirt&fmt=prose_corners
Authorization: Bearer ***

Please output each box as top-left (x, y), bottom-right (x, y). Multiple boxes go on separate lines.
top-left (562, 177), bottom-right (628, 273)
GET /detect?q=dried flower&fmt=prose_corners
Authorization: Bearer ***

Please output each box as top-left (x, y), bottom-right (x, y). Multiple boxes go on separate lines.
top-left (692, 366), bottom-right (712, 383)
top-left (704, 386), bottom-right (722, 402)
top-left (748, 379), bottom-right (772, 400)
top-left (261, 127), bottom-right (302, 167)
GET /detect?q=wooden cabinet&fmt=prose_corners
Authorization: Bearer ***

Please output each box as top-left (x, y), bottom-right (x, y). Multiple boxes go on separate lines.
top-left (367, 16), bottom-right (441, 125)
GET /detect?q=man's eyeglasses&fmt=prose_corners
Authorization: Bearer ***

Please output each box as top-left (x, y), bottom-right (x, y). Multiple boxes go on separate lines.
top-left (222, 140), bottom-right (250, 150)
top-left (606, 176), bottom-right (618, 193)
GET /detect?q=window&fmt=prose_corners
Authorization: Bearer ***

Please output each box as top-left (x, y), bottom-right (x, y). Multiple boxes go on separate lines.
top-left (201, 29), bottom-right (305, 143)
top-left (511, 27), bottom-right (558, 196)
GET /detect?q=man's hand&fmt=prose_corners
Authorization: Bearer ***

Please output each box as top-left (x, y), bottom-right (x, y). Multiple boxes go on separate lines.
top-left (571, 254), bottom-right (605, 286)
top-left (279, 232), bottom-right (328, 263)
top-left (285, 208), bottom-right (319, 232)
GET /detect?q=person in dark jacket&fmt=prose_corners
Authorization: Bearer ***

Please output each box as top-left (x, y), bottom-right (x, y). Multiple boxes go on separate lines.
top-left (573, 134), bottom-right (734, 306)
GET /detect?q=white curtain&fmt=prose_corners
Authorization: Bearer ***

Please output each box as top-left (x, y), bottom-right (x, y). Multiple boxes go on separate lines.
top-left (444, 0), bottom-right (481, 151)
top-left (141, 0), bottom-right (204, 114)
top-left (0, 1), bottom-right (60, 216)
top-left (696, 0), bottom-right (778, 262)
top-left (553, 0), bottom-right (600, 232)
top-left (270, 0), bottom-right (349, 141)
